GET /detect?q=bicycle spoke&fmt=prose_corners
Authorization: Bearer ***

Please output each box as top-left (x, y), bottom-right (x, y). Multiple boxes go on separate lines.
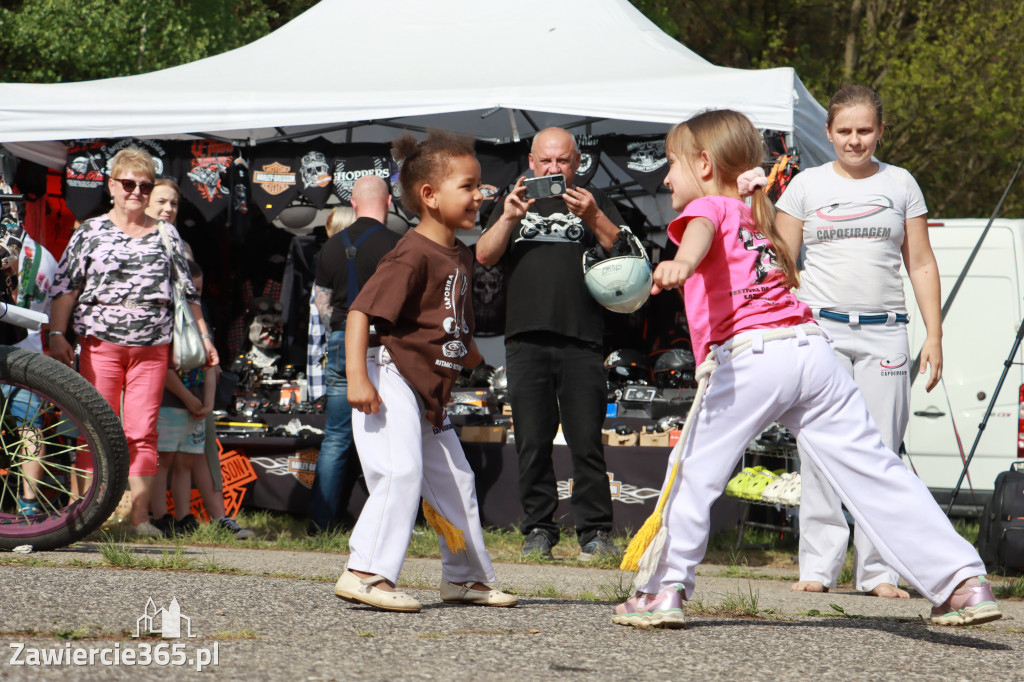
top-left (0, 350), bottom-right (128, 548)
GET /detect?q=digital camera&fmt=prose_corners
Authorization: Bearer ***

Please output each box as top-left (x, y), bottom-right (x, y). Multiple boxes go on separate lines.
top-left (524, 173), bottom-right (567, 200)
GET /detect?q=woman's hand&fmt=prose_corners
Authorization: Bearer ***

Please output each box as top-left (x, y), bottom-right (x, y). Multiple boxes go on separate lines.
top-left (190, 404), bottom-right (213, 420)
top-left (202, 337), bottom-right (219, 368)
top-left (185, 394), bottom-right (205, 417)
top-left (48, 334), bottom-right (75, 367)
top-left (919, 335), bottom-right (943, 392)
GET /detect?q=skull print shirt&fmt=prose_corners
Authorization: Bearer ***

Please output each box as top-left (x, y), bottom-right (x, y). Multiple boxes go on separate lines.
top-left (484, 187), bottom-right (623, 347)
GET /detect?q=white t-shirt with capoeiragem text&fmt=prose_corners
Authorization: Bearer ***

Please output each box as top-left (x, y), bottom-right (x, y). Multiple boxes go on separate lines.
top-left (775, 162), bottom-right (927, 314)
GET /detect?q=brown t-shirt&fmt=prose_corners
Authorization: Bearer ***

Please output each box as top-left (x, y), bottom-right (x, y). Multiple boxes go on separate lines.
top-left (351, 230), bottom-right (475, 428)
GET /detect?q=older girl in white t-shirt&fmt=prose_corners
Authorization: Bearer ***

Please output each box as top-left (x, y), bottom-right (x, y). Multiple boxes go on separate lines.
top-left (776, 85), bottom-right (941, 599)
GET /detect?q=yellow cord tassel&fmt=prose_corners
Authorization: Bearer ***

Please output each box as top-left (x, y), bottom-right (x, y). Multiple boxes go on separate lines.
top-left (422, 499), bottom-right (466, 553)
top-left (620, 459), bottom-right (679, 571)
top-left (619, 354), bottom-right (716, 574)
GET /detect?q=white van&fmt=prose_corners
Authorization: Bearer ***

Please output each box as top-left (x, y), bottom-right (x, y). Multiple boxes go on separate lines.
top-left (903, 219), bottom-right (1024, 514)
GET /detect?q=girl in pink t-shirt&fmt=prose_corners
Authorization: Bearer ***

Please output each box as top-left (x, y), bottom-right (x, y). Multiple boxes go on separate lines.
top-left (612, 109), bottom-right (999, 630)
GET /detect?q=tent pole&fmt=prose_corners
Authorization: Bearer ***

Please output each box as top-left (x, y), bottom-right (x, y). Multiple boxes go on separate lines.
top-left (597, 157), bottom-right (654, 234)
top-left (187, 132), bottom-right (239, 145)
top-left (506, 109), bottom-right (521, 143)
top-left (253, 121), bottom-right (369, 145)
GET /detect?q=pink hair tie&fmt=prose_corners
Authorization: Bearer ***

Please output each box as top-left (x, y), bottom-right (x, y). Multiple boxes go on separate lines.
top-left (737, 167), bottom-right (768, 196)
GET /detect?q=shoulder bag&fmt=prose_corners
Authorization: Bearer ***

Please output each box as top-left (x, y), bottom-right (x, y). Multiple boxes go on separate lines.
top-left (157, 224), bottom-right (206, 371)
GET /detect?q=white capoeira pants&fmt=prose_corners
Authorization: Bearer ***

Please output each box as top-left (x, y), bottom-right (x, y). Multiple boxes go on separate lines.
top-left (641, 325), bottom-right (984, 606)
top-left (346, 347), bottom-right (496, 585)
top-left (798, 315), bottom-right (911, 591)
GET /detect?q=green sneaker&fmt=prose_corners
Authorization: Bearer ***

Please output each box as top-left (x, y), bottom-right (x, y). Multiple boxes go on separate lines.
top-left (726, 468), bottom-right (757, 498)
top-left (744, 468), bottom-right (778, 500)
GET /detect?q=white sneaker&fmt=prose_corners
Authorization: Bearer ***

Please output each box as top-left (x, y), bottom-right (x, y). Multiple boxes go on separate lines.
top-left (777, 473), bottom-right (802, 506)
top-left (440, 579), bottom-right (518, 607)
top-left (760, 473), bottom-right (793, 504)
top-left (132, 521), bottom-right (164, 538)
top-left (335, 571), bottom-right (421, 612)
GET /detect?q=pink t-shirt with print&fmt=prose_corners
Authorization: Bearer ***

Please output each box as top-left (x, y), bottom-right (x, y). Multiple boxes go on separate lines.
top-left (667, 195), bottom-right (811, 365)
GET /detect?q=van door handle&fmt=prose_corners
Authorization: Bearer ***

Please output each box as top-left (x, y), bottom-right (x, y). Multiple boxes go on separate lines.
top-left (913, 409), bottom-right (946, 418)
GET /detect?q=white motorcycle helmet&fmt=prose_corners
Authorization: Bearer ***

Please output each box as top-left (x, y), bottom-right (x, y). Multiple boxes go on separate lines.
top-left (582, 227), bottom-right (653, 313)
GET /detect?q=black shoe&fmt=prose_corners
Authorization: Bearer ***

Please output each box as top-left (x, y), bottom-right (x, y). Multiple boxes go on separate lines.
top-left (217, 516), bottom-right (255, 539)
top-left (579, 531), bottom-right (620, 562)
top-left (521, 529), bottom-right (554, 559)
top-left (150, 513), bottom-right (174, 537)
top-left (170, 514), bottom-right (199, 536)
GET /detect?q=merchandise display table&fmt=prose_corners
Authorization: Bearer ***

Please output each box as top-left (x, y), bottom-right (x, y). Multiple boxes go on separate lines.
top-left (219, 414), bottom-right (744, 535)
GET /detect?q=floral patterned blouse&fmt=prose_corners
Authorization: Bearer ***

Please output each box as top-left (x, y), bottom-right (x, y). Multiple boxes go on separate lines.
top-left (50, 215), bottom-right (198, 346)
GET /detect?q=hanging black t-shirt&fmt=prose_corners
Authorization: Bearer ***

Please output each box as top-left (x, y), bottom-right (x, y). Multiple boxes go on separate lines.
top-left (484, 188), bottom-right (623, 347)
top-left (315, 217), bottom-right (402, 331)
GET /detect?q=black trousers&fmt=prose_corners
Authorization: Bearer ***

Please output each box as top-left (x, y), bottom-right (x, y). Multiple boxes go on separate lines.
top-left (506, 332), bottom-right (613, 546)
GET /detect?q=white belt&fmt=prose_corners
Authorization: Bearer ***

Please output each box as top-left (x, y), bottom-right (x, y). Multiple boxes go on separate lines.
top-left (705, 323), bottom-right (830, 371)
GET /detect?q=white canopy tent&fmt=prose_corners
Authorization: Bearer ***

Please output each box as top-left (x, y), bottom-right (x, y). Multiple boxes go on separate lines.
top-left (0, 0), bottom-right (831, 174)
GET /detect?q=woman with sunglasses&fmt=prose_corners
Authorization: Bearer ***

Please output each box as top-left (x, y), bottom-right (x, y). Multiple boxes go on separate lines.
top-left (48, 148), bottom-right (219, 538)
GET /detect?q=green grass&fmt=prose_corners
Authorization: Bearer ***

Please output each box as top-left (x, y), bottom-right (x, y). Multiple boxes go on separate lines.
top-left (597, 571), bottom-right (636, 603)
top-left (92, 511), bottom-right (638, 565)
top-left (687, 583), bottom-right (774, 619)
top-left (531, 583), bottom-right (561, 598)
top-left (54, 626), bottom-right (93, 640)
top-left (98, 533), bottom-right (139, 567)
top-left (98, 535), bottom-right (212, 571)
top-left (794, 604), bottom-right (917, 623)
top-left (993, 576), bottom-right (1024, 599)
top-left (213, 625), bottom-right (259, 639)
top-left (837, 563), bottom-right (854, 586)
top-left (86, 508), bottom-right (996, 600)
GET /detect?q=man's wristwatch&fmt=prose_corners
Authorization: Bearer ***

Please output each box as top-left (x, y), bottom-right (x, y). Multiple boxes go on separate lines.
top-left (201, 334), bottom-right (213, 340)
top-left (47, 330), bottom-right (65, 341)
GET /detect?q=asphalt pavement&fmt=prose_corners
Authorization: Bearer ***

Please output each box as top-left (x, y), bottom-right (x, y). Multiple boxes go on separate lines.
top-left (0, 542), bottom-right (1021, 680)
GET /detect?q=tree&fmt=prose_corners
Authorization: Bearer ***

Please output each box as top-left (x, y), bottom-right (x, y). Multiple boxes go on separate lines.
top-left (0, 0), bottom-right (318, 83)
top-left (2, 0), bottom-right (1020, 216)
top-left (631, 0), bottom-right (1024, 217)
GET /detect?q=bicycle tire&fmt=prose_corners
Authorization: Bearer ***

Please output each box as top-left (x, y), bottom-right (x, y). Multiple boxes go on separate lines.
top-left (0, 346), bottom-right (129, 551)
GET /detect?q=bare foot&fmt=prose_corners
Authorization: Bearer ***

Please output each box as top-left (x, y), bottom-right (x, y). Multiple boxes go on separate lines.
top-left (792, 580), bottom-right (829, 593)
top-left (867, 583), bottom-right (909, 599)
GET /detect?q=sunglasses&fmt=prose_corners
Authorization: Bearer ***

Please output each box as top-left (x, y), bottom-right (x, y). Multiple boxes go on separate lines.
top-left (111, 178), bottom-right (155, 195)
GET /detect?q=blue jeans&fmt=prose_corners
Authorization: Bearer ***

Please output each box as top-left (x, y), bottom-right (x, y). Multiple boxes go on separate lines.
top-left (308, 330), bottom-right (361, 532)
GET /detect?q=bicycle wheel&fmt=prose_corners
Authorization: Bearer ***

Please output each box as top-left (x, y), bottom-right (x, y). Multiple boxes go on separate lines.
top-left (0, 346), bottom-right (129, 551)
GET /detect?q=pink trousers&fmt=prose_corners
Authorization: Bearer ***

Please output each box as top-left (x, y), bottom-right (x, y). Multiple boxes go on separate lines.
top-left (78, 337), bottom-right (169, 477)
